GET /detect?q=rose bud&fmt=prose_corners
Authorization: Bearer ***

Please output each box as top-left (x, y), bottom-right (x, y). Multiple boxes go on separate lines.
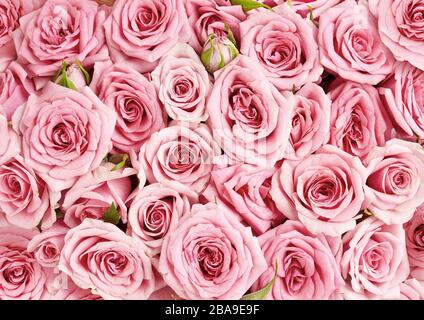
top-left (201, 34), bottom-right (239, 74)
top-left (54, 62), bottom-right (90, 91)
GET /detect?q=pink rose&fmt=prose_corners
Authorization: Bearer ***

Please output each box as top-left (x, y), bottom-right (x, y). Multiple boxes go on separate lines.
top-left (158, 203), bottom-right (267, 300)
top-left (127, 181), bottom-right (198, 256)
top-left (261, 0), bottom-right (341, 18)
top-left (13, 0), bottom-right (108, 89)
top-left (341, 217), bottom-right (410, 299)
top-left (139, 123), bottom-right (221, 193)
top-left (271, 145), bottom-right (367, 236)
top-left (379, 63), bottom-right (424, 140)
top-left (240, 5), bottom-right (323, 91)
top-left (363, 139), bottom-right (424, 225)
top-left (318, 0), bottom-right (394, 85)
top-left (27, 221), bottom-right (69, 268)
top-left (0, 226), bottom-right (48, 299)
top-left (59, 219), bottom-right (156, 300)
top-left (369, 0), bottom-right (424, 70)
top-left (0, 61), bottom-right (35, 120)
top-left (0, 112), bottom-right (19, 164)
top-left (42, 275), bottom-right (102, 300)
top-left (252, 220), bottom-right (343, 300)
top-left (0, 0), bottom-right (20, 66)
top-left (90, 61), bottom-right (165, 154)
top-left (0, 156), bottom-right (59, 229)
top-left (151, 43), bottom-right (211, 123)
top-left (326, 79), bottom-right (393, 159)
top-left (400, 279), bottom-right (424, 300)
top-left (405, 204), bottom-right (424, 280)
top-left (104, 0), bottom-right (190, 73)
top-left (203, 161), bottom-right (285, 235)
top-left (207, 55), bottom-right (294, 167)
top-left (286, 83), bottom-right (331, 160)
top-left (185, 0), bottom-right (246, 53)
top-left (12, 83), bottom-right (116, 192)
top-left (62, 162), bottom-right (137, 228)
top-left (148, 285), bottom-right (176, 300)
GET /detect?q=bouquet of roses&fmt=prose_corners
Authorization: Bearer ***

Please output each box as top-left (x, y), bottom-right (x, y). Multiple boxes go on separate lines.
top-left (0, 0), bottom-right (423, 300)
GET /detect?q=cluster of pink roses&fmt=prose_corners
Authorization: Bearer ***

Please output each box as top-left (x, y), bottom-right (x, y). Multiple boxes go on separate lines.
top-left (0, 0), bottom-right (424, 301)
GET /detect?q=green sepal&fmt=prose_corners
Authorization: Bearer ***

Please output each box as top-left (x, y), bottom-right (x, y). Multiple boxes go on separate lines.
top-left (111, 154), bottom-right (129, 171)
top-left (103, 203), bottom-right (120, 225)
top-left (76, 60), bottom-right (91, 85)
top-left (230, 0), bottom-right (272, 12)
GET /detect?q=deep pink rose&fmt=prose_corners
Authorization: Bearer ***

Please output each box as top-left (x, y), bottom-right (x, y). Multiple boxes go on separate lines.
top-left (0, 156), bottom-right (59, 229)
top-left (127, 181), bottom-right (198, 256)
top-left (12, 82), bottom-right (116, 192)
top-left (240, 5), bottom-right (322, 91)
top-left (261, 0), bottom-right (341, 18)
top-left (158, 203), bottom-right (267, 300)
top-left (185, 0), bottom-right (246, 53)
top-left (379, 63), bottom-right (424, 140)
top-left (0, 112), bottom-right (19, 164)
top-left (151, 43), bottom-right (211, 123)
top-left (400, 279), bottom-right (424, 300)
top-left (104, 0), bottom-right (190, 73)
top-left (341, 217), bottom-right (410, 299)
top-left (271, 145), bottom-right (367, 236)
top-left (251, 220), bottom-right (343, 300)
top-left (13, 0), bottom-right (108, 89)
top-left (0, 226), bottom-right (48, 299)
top-left (203, 160), bottom-right (285, 235)
top-left (90, 61), bottom-right (165, 154)
top-left (59, 219), bottom-right (156, 300)
top-left (27, 221), bottom-right (69, 268)
top-left (405, 204), bottom-right (424, 280)
top-left (369, 0), bottom-right (424, 70)
top-left (62, 163), bottom-right (136, 228)
top-left (286, 83), bottom-right (331, 160)
top-left (207, 55), bottom-right (294, 167)
top-left (0, 61), bottom-right (35, 120)
top-left (139, 122), bottom-right (221, 193)
top-left (363, 139), bottom-right (424, 225)
top-left (318, 0), bottom-right (394, 85)
top-left (326, 79), bottom-right (393, 159)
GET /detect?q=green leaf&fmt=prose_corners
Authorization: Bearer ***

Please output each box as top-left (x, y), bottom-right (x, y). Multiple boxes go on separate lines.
top-left (230, 0), bottom-right (272, 12)
top-left (103, 203), bottom-right (120, 225)
top-left (241, 261), bottom-right (278, 300)
top-left (111, 154), bottom-right (129, 171)
top-left (76, 60), bottom-right (91, 85)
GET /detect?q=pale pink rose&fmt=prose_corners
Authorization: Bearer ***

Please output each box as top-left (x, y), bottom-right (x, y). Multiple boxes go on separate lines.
top-left (203, 161), bottom-right (285, 235)
top-left (341, 217), bottom-right (410, 299)
top-left (42, 275), bottom-right (102, 300)
top-left (0, 112), bottom-right (19, 164)
top-left (0, 0), bottom-right (20, 65)
top-left (139, 122), bottom-right (221, 193)
top-left (27, 221), bottom-right (69, 268)
top-left (363, 139), bottom-right (424, 225)
top-left (19, 0), bottom-right (47, 15)
top-left (59, 218), bottom-right (156, 300)
top-left (260, 0), bottom-right (341, 18)
top-left (62, 163), bottom-right (137, 228)
top-left (158, 203), bottom-right (267, 300)
top-left (318, 0), bottom-right (394, 85)
top-left (327, 79), bottom-right (394, 159)
top-left (148, 285), bottom-right (176, 300)
top-left (13, 0), bottom-right (108, 89)
top-left (0, 226), bottom-right (48, 299)
top-left (379, 63), bottom-right (424, 139)
top-left (151, 43), bottom-right (211, 123)
top-left (271, 145), bottom-right (367, 236)
top-left (90, 61), bottom-right (165, 154)
top-left (286, 83), bottom-right (331, 160)
top-left (127, 181), bottom-right (198, 256)
top-left (240, 5), bottom-right (323, 91)
top-left (252, 220), bottom-right (343, 300)
top-left (0, 61), bottom-right (35, 120)
top-left (207, 55), bottom-right (294, 167)
top-left (369, 0), bottom-right (424, 70)
top-left (0, 156), bottom-right (60, 229)
top-left (400, 279), bottom-right (424, 300)
top-left (104, 0), bottom-right (190, 73)
top-left (185, 0), bottom-right (246, 53)
top-left (405, 204), bottom-right (424, 280)
top-left (12, 83), bottom-right (116, 192)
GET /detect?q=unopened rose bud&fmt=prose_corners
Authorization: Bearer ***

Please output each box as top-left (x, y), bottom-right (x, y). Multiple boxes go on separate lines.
top-left (54, 61), bottom-right (90, 91)
top-left (201, 34), bottom-right (239, 74)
